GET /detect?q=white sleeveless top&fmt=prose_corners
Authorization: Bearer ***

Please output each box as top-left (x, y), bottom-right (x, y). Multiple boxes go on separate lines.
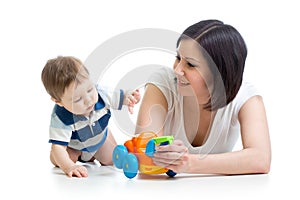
top-left (147, 67), bottom-right (260, 155)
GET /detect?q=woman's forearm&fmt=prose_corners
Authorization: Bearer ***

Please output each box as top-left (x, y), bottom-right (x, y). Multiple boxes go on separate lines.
top-left (187, 148), bottom-right (271, 175)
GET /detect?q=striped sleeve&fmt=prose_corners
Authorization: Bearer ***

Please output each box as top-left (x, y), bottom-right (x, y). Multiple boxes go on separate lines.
top-left (49, 110), bottom-right (73, 146)
top-left (96, 84), bottom-right (124, 110)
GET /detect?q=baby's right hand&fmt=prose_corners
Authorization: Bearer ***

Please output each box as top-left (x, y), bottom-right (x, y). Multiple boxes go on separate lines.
top-left (125, 89), bottom-right (141, 114)
top-left (65, 165), bottom-right (88, 178)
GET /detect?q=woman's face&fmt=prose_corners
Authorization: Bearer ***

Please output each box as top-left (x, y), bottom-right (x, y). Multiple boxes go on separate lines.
top-left (173, 39), bottom-right (213, 104)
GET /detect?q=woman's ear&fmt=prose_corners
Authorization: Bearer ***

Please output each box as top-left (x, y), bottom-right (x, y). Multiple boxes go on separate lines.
top-left (51, 97), bottom-right (63, 107)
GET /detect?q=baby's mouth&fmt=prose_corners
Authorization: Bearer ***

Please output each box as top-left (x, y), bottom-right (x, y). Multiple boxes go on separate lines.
top-left (87, 105), bottom-right (94, 111)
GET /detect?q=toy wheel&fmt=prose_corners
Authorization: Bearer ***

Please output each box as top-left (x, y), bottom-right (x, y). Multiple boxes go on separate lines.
top-left (166, 169), bottom-right (177, 177)
top-left (112, 145), bottom-right (128, 169)
top-left (122, 153), bottom-right (138, 179)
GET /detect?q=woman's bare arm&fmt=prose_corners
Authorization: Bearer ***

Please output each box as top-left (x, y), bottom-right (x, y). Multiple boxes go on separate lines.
top-left (154, 96), bottom-right (271, 175)
top-left (135, 84), bottom-right (168, 136)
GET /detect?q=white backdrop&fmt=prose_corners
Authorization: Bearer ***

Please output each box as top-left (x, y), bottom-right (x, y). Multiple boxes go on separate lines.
top-left (1, 0), bottom-right (299, 199)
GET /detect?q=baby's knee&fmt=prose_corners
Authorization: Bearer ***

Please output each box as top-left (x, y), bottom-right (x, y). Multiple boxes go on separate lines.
top-left (67, 147), bottom-right (81, 162)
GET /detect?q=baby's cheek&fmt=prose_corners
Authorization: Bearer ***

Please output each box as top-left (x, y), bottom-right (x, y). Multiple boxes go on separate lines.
top-left (93, 90), bottom-right (98, 102)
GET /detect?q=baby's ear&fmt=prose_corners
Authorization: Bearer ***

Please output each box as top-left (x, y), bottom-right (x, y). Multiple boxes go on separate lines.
top-left (51, 97), bottom-right (63, 107)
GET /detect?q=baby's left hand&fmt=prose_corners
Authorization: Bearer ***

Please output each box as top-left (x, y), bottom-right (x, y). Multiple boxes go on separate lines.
top-left (124, 89), bottom-right (141, 114)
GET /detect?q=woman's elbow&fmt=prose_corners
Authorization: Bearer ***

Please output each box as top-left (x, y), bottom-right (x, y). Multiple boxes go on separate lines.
top-left (256, 159), bottom-right (271, 174)
top-left (252, 152), bottom-right (271, 174)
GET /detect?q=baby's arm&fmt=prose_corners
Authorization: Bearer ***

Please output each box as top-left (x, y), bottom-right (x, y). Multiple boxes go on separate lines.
top-left (96, 85), bottom-right (140, 113)
top-left (50, 144), bottom-right (88, 178)
top-left (123, 89), bottom-right (141, 114)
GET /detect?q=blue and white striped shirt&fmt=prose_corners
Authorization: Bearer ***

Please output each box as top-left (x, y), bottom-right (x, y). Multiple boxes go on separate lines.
top-left (48, 86), bottom-right (124, 153)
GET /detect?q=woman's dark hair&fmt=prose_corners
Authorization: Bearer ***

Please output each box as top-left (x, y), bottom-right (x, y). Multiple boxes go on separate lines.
top-left (177, 19), bottom-right (247, 111)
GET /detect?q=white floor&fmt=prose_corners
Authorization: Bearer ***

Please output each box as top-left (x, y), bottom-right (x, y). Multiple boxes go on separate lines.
top-left (4, 158), bottom-right (295, 200)
top-left (49, 162), bottom-right (272, 199)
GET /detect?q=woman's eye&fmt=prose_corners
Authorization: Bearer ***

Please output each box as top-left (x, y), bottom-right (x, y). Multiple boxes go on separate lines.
top-left (187, 62), bottom-right (195, 67)
top-left (175, 55), bottom-right (181, 60)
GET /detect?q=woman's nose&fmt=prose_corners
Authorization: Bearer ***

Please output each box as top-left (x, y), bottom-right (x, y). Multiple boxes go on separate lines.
top-left (174, 61), bottom-right (184, 76)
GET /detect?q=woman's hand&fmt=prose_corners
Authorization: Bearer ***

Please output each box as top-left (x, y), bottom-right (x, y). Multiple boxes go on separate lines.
top-left (153, 140), bottom-right (189, 173)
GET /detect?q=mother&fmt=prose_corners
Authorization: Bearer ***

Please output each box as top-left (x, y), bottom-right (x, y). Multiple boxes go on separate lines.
top-left (135, 19), bottom-right (271, 175)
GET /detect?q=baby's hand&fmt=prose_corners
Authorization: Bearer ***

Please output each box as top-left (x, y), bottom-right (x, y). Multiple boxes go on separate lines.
top-left (65, 165), bottom-right (88, 178)
top-left (124, 89), bottom-right (141, 114)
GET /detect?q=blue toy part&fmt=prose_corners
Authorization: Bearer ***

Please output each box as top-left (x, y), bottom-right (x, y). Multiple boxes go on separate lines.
top-left (166, 169), bottom-right (177, 177)
top-left (112, 145), bottom-right (128, 169)
top-left (145, 136), bottom-right (174, 157)
top-left (145, 136), bottom-right (177, 178)
top-left (145, 139), bottom-right (156, 157)
top-left (122, 153), bottom-right (139, 179)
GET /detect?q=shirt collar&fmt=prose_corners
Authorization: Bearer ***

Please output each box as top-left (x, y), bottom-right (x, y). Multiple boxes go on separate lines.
top-left (55, 94), bottom-right (106, 125)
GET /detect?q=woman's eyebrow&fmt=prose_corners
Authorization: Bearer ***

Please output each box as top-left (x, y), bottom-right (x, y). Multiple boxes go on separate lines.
top-left (185, 57), bottom-right (201, 63)
top-left (176, 50), bottom-right (201, 63)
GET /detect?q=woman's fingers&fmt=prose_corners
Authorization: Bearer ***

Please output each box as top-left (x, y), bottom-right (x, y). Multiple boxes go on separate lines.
top-left (155, 139), bottom-right (188, 153)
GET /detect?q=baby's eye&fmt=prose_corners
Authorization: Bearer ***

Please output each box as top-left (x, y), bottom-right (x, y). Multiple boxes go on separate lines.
top-left (74, 97), bottom-right (82, 103)
top-left (87, 88), bottom-right (93, 93)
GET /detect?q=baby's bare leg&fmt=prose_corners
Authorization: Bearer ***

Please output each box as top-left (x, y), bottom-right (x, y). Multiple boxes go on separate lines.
top-left (94, 128), bottom-right (117, 165)
top-left (66, 147), bottom-right (81, 163)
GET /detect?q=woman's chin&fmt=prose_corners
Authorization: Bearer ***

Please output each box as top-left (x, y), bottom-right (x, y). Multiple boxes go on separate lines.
top-left (177, 85), bottom-right (195, 96)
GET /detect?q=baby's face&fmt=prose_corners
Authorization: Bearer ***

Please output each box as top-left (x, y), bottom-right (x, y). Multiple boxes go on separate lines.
top-left (59, 78), bottom-right (98, 116)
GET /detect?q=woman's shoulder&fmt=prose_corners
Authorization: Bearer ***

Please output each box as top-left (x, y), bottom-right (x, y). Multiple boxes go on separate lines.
top-left (148, 66), bottom-right (175, 83)
top-left (231, 81), bottom-right (261, 113)
top-left (237, 81), bottom-right (261, 100)
top-left (147, 66), bottom-right (178, 110)
top-left (147, 67), bottom-right (176, 92)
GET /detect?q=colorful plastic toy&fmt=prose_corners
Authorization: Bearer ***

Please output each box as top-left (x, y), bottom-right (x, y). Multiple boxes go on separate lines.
top-left (112, 132), bottom-right (177, 179)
